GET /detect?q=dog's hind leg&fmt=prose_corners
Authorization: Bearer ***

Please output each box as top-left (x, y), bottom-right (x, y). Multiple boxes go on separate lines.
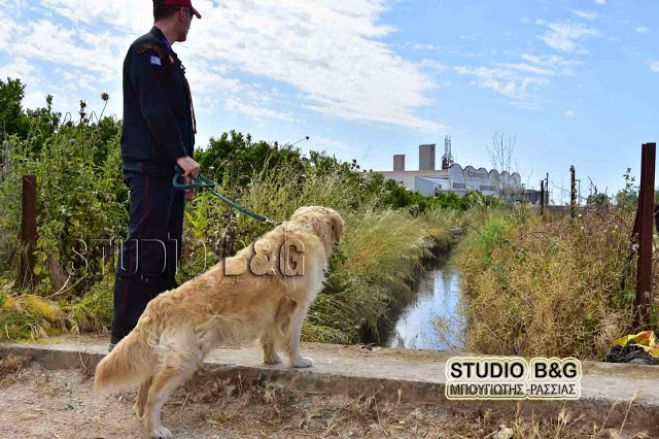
top-left (259, 331), bottom-right (282, 365)
top-left (142, 351), bottom-right (200, 439)
top-left (134, 375), bottom-right (153, 420)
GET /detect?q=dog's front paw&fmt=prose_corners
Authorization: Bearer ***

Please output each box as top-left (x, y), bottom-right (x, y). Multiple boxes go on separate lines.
top-left (264, 353), bottom-right (282, 365)
top-left (291, 356), bottom-right (314, 368)
top-left (150, 425), bottom-right (172, 439)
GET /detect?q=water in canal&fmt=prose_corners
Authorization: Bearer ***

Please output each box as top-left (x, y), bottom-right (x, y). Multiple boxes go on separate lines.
top-left (385, 265), bottom-right (465, 350)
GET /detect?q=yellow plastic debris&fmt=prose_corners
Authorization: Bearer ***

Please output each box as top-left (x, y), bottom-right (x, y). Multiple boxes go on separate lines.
top-left (613, 331), bottom-right (659, 359)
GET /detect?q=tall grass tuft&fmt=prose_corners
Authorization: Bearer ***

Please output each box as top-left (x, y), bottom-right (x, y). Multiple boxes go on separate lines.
top-left (307, 208), bottom-right (461, 343)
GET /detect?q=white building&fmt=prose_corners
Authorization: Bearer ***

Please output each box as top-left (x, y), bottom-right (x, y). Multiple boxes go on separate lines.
top-left (373, 143), bottom-right (524, 198)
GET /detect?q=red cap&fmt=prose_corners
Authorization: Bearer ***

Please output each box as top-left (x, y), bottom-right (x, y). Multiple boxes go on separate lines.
top-left (158, 0), bottom-right (202, 19)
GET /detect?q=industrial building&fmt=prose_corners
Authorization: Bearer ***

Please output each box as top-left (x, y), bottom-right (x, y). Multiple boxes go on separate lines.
top-left (374, 137), bottom-right (533, 200)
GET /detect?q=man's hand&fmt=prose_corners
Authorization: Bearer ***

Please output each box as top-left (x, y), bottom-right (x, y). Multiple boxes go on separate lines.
top-left (177, 156), bottom-right (200, 177)
top-left (177, 156), bottom-right (200, 202)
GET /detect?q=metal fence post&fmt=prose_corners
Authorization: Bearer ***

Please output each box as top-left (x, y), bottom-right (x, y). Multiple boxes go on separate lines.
top-left (635, 143), bottom-right (656, 328)
top-left (540, 180), bottom-right (545, 217)
top-left (570, 166), bottom-right (576, 219)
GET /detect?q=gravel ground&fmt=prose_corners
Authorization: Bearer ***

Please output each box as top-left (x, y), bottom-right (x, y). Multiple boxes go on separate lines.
top-left (0, 355), bottom-right (650, 439)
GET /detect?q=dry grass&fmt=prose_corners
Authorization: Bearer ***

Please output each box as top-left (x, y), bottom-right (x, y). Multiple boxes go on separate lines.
top-left (0, 289), bottom-right (67, 341)
top-left (456, 206), bottom-right (658, 359)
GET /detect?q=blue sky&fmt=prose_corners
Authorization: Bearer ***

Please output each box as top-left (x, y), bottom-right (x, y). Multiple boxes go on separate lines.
top-left (1, 0), bottom-right (658, 200)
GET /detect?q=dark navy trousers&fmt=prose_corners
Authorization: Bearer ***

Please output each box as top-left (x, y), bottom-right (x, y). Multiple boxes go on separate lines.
top-left (110, 162), bottom-right (184, 343)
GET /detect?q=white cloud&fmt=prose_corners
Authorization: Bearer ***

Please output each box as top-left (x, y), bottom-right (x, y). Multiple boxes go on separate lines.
top-left (636, 26), bottom-right (650, 34)
top-left (651, 62), bottom-right (659, 73)
top-left (55, 68), bottom-right (102, 93)
top-left (454, 52), bottom-right (583, 108)
top-left (6, 19), bottom-right (127, 82)
top-left (520, 54), bottom-right (580, 75)
top-left (311, 135), bottom-right (357, 154)
top-left (572, 10), bottom-right (597, 21)
top-left (0, 11), bottom-right (21, 52)
top-left (565, 110), bottom-right (576, 117)
top-left (537, 20), bottom-right (600, 54)
top-left (31, 0), bottom-right (440, 133)
top-left (495, 62), bottom-right (554, 76)
top-left (399, 42), bottom-right (441, 51)
top-left (1, 57), bottom-right (37, 83)
top-left (595, 0), bottom-right (606, 5)
top-left (41, 0), bottom-right (151, 34)
top-left (190, 0), bottom-right (439, 132)
top-left (225, 98), bottom-right (298, 123)
top-left (419, 59), bottom-right (448, 73)
top-left (454, 65), bottom-right (549, 107)
top-left (4, 0), bottom-right (28, 17)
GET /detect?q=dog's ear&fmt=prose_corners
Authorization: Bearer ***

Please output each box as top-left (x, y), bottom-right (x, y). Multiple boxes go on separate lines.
top-left (329, 211), bottom-right (344, 243)
top-left (308, 216), bottom-right (326, 240)
top-left (295, 207), bottom-right (343, 243)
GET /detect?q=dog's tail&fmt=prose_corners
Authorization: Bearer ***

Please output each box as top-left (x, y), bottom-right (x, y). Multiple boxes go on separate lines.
top-left (94, 329), bottom-right (157, 392)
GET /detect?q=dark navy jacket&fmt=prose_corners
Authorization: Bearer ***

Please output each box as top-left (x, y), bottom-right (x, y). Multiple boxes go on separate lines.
top-left (120, 27), bottom-right (196, 174)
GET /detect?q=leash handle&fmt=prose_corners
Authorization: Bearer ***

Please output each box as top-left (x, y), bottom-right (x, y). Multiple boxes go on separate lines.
top-left (172, 165), bottom-right (215, 190)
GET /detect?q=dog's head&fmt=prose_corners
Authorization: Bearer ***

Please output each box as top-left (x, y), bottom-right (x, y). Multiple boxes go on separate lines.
top-left (289, 206), bottom-right (344, 247)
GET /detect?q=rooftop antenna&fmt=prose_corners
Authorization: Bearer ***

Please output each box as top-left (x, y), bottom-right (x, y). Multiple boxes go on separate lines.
top-left (442, 135), bottom-right (454, 169)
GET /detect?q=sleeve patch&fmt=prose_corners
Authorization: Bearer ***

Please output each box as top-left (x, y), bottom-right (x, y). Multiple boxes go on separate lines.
top-left (150, 55), bottom-right (162, 66)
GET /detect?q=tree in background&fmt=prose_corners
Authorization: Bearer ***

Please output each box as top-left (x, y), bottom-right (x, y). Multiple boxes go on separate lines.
top-left (196, 131), bottom-right (304, 185)
top-left (0, 78), bottom-right (29, 138)
top-left (0, 78), bottom-right (61, 149)
top-left (586, 192), bottom-right (611, 207)
top-left (488, 132), bottom-right (517, 174)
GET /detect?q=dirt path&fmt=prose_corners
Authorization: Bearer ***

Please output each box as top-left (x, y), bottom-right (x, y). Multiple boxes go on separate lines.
top-left (0, 356), bottom-right (648, 439)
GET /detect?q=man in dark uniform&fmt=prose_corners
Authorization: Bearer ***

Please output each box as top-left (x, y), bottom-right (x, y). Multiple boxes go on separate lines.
top-left (110, 0), bottom-right (202, 351)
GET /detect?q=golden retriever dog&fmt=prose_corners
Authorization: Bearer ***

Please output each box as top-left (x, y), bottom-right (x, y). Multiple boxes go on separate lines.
top-left (94, 206), bottom-right (344, 439)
